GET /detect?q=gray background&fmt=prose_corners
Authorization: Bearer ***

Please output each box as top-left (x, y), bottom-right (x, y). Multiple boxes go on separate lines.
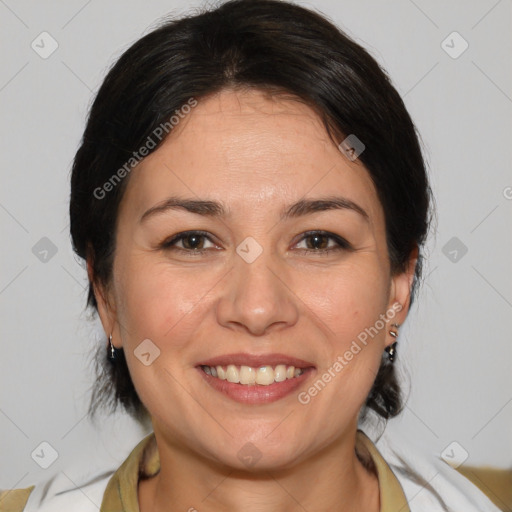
top-left (1, 0), bottom-right (511, 492)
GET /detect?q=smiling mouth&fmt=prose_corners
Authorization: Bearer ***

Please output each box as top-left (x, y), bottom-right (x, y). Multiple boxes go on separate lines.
top-left (200, 364), bottom-right (305, 386)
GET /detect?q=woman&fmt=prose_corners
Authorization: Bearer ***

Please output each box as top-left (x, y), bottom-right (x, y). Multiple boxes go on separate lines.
top-left (1, 0), bottom-right (507, 510)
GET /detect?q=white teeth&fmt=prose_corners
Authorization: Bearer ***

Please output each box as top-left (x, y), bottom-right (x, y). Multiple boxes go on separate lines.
top-left (239, 365), bottom-right (256, 385)
top-left (202, 364), bottom-right (305, 385)
top-left (226, 364), bottom-right (239, 383)
top-left (274, 364), bottom-right (287, 382)
top-left (255, 366), bottom-right (274, 385)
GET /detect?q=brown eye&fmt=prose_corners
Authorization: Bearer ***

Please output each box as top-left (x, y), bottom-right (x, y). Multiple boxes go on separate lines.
top-left (180, 233), bottom-right (206, 250)
top-left (305, 233), bottom-right (329, 250)
top-left (295, 231), bottom-right (351, 254)
top-left (161, 231), bottom-right (216, 254)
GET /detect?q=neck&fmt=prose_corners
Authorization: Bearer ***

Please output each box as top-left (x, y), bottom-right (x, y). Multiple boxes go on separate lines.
top-left (139, 428), bottom-right (380, 512)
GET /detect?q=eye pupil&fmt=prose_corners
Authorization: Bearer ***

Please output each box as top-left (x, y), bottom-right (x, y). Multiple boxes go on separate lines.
top-left (184, 234), bottom-right (203, 249)
top-left (308, 234), bottom-right (327, 250)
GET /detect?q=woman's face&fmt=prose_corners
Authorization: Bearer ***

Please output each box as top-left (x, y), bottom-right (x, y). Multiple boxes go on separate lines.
top-left (94, 88), bottom-right (413, 470)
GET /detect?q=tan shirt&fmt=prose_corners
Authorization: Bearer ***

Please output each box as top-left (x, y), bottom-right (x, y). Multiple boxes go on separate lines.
top-left (100, 429), bottom-right (410, 511)
top-left (1, 430), bottom-right (510, 511)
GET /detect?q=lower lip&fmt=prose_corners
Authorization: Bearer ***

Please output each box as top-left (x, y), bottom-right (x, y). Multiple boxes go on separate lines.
top-left (197, 367), bottom-right (315, 404)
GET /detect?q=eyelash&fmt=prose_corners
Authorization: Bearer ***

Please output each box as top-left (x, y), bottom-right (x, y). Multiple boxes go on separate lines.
top-left (159, 230), bottom-right (351, 257)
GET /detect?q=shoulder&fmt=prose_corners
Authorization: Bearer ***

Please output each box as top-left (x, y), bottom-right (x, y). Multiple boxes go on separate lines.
top-left (456, 465), bottom-right (512, 512)
top-left (1, 470), bottom-right (113, 512)
top-left (1, 433), bottom-right (155, 512)
top-left (0, 486), bottom-right (34, 512)
top-left (371, 427), bottom-right (509, 512)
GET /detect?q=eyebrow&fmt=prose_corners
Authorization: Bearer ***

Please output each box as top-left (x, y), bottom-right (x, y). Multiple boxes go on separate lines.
top-left (139, 195), bottom-right (369, 224)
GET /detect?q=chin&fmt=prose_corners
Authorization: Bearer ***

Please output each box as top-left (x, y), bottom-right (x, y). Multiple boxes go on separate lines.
top-left (202, 430), bottom-right (307, 473)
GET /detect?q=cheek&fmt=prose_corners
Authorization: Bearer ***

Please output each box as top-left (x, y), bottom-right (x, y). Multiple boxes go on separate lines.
top-left (114, 254), bottom-right (219, 348)
top-left (303, 259), bottom-right (390, 337)
top-left (299, 261), bottom-right (390, 406)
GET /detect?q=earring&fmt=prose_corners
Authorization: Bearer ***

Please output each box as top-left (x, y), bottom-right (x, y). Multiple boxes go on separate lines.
top-left (385, 323), bottom-right (400, 362)
top-left (107, 333), bottom-right (120, 362)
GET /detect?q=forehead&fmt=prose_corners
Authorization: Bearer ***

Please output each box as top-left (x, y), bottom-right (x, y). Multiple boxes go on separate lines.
top-left (119, 88), bottom-right (383, 224)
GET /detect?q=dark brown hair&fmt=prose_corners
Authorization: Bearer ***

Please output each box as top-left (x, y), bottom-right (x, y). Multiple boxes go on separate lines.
top-left (70, 0), bottom-right (431, 422)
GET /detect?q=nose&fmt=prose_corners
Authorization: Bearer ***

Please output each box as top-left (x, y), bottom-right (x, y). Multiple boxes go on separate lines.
top-left (216, 248), bottom-right (299, 337)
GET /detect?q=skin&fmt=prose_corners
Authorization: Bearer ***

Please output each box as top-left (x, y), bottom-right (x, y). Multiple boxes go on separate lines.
top-left (90, 88), bottom-right (417, 511)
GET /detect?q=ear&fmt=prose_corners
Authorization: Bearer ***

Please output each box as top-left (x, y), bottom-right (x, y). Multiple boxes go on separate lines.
top-left (386, 245), bottom-right (418, 344)
top-left (87, 257), bottom-right (122, 348)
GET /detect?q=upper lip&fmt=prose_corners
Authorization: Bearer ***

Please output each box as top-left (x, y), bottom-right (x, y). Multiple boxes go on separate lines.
top-left (197, 353), bottom-right (315, 369)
